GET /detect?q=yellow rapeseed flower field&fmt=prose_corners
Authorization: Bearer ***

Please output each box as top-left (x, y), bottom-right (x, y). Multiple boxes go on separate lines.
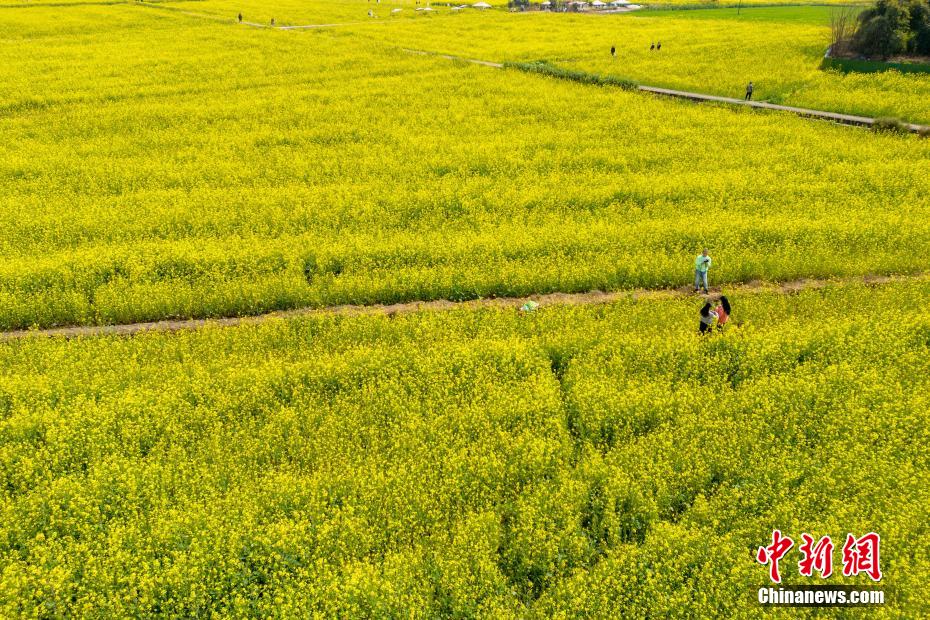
top-left (365, 6), bottom-right (930, 123)
top-left (1, 282), bottom-right (928, 615)
top-left (2, 0), bottom-right (928, 615)
top-left (2, 3), bottom-right (930, 329)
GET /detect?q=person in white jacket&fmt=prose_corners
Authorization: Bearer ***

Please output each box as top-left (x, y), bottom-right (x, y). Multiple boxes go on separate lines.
top-left (699, 302), bottom-right (718, 335)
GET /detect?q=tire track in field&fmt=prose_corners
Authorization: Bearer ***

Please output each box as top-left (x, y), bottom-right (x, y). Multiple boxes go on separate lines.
top-left (0, 273), bottom-right (919, 341)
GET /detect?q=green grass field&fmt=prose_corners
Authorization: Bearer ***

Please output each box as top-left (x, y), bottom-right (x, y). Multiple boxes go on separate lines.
top-left (2, 0), bottom-right (928, 616)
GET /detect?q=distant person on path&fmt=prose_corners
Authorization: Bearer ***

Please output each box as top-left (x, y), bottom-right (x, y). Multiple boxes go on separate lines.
top-left (745, 81), bottom-right (754, 101)
top-left (271, 17), bottom-right (275, 25)
top-left (694, 249), bottom-right (711, 293)
top-left (238, 12), bottom-right (242, 23)
top-left (611, 45), bottom-right (616, 57)
top-left (699, 303), bottom-right (718, 335)
top-left (650, 42), bottom-right (655, 51)
top-left (657, 41), bottom-right (661, 51)
top-left (715, 296), bottom-right (731, 331)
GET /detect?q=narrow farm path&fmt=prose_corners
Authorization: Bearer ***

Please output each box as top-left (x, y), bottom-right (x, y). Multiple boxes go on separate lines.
top-left (405, 49), bottom-right (930, 133)
top-left (1, 273), bottom-right (918, 341)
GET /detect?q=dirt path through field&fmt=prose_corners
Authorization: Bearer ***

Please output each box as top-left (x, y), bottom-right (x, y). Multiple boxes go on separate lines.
top-left (1, 273), bottom-right (918, 341)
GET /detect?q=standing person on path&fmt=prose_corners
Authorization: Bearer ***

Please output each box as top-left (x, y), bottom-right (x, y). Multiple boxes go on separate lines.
top-left (238, 12), bottom-right (243, 23)
top-left (657, 41), bottom-right (661, 51)
top-left (611, 45), bottom-right (616, 58)
top-left (650, 42), bottom-right (655, 51)
top-left (745, 81), bottom-right (754, 101)
top-left (694, 249), bottom-right (712, 294)
top-left (699, 303), bottom-right (718, 335)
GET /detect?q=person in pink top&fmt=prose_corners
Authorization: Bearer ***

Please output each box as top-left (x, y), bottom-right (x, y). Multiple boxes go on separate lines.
top-left (715, 296), bottom-right (731, 332)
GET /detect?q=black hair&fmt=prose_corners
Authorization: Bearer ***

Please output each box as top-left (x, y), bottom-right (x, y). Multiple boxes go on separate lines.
top-left (719, 296), bottom-right (731, 314)
top-left (700, 303), bottom-right (712, 317)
